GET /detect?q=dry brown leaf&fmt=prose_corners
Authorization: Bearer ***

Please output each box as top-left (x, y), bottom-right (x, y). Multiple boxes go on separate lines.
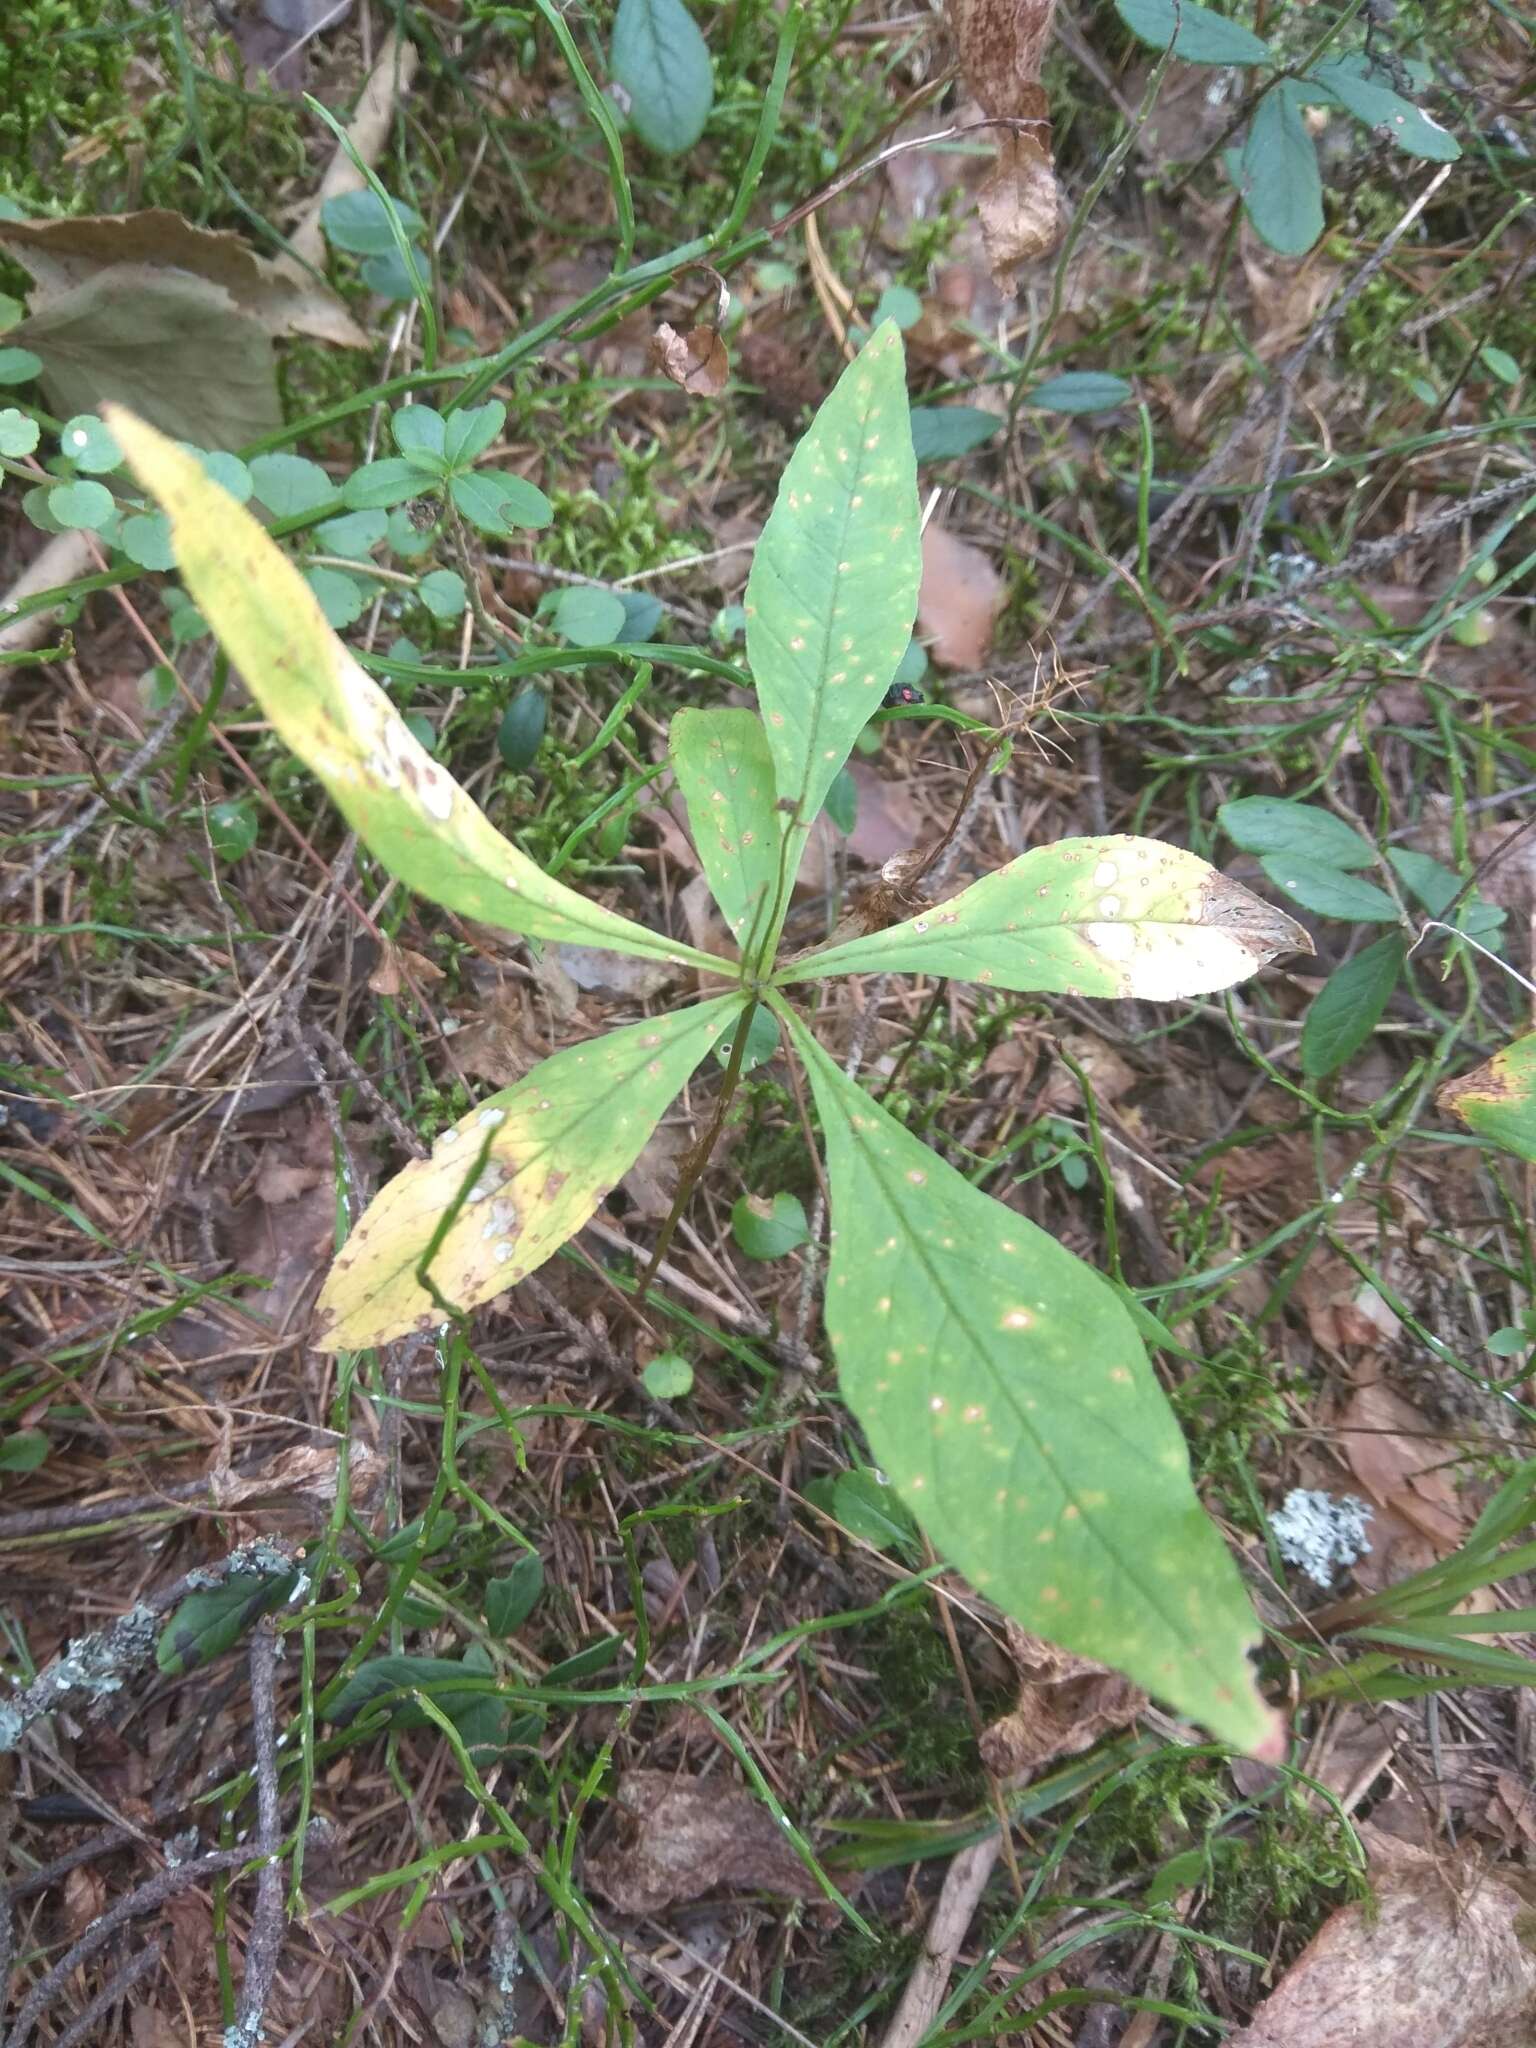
top-left (1231, 1827), bottom-right (1536, 2048)
top-left (368, 941), bottom-right (445, 996)
top-left (1337, 1380), bottom-right (1466, 1555)
top-left (651, 321), bottom-right (729, 397)
top-left (452, 987), bottom-right (545, 1089)
top-left (919, 524), bottom-right (1006, 668)
top-left (794, 760), bottom-right (925, 897)
top-left (0, 208), bottom-right (366, 348)
top-left (980, 1622), bottom-right (1146, 1781)
top-left (975, 127), bottom-right (1064, 282)
top-left (584, 1770), bottom-right (824, 1913)
top-left (946, 0), bottom-right (1064, 285)
top-left (554, 944), bottom-right (676, 997)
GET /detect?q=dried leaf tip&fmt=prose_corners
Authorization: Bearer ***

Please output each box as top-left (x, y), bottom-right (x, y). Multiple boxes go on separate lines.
top-left (1202, 871), bottom-right (1314, 967)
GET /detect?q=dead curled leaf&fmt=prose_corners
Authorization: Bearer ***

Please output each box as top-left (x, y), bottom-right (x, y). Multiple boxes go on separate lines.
top-left (650, 321), bottom-right (729, 397)
top-left (1231, 1827), bottom-right (1536, 2048)
top-left (918, 523), bottom-right (1006, 668)
top-left (584, 1771), bottom-right (824, 1913)
top-left (979, 1621), bottom-right (1146, 1781)
top-left (946, 0), bottom-right (1064, 284)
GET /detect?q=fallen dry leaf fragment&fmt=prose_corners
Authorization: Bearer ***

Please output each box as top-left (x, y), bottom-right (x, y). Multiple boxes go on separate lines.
top-left (946, 0), bottom-right (1064, 285)
top-left (918, 523), bottom-right (1006, 668)
top-left (1231, 1827), bottom-right (1536, 2048)
top-left (0, 207), bottom-right (366, 349)
top-left (979, 1620), bottom-right (1146, 1780)
top-left (1337, 1379), bottom-right (1466, 1556)
top-left (651, 321), bottom-right (730, 397)
top-left (584, 1770), bottom-right (824, 1913)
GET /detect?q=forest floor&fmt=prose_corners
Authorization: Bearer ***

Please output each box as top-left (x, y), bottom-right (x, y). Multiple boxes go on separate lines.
top-left (2, 1), bottom-right (1535, 2043)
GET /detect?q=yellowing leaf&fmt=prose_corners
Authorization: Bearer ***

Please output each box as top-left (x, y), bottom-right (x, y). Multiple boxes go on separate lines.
top-left (107, 408), bottom-right (724, 976)
top-left (317, 998), bottom-right (738, 1349)
top-left (783, 834), bottom-right (1310, 998)
top-left (786, 1009), bottom-right (1281, 1756)
top-left (668, 707), bottom-right (785, 955)
top-left (1439, 1032), bottom-right (1536, 1167)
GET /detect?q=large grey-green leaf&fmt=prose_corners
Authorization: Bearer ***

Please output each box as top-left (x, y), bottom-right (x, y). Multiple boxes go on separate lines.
top-left (14, 268), bottom-right (280, 450)
top-left (611, 0), bottom-right (714, 154)
top-left (786, 1011), bottom-right (1279, 1755)
top-left (783, 834), bottom-right (1309, 999)
top-left (668, 707), bottom-right (785, 955)
top-left (745, 324), bottom-right (920, 878)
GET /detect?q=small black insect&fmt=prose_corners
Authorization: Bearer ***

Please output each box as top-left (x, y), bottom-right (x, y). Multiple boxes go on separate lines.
top-left (881, 682), bottom-right (925, 709)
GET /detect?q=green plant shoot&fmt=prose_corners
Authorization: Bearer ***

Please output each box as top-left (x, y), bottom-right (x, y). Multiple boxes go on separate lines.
top-left (108, 325), bottom-right (1310, 1757)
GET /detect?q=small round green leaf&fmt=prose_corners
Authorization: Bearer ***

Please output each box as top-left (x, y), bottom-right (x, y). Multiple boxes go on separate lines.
top-left (208, 798), bottom-right (258, 862)
top-left (1238, 83), bottom-right (1324, 256)
top-left (392, 403), bottom-right (447, 465)
top-left (611, 0), bottom-right (715, 154)
top-left (614, 588), bottom-right (664, 642)
top-left (552, 585), bottom-right (628, 647)
top-left (59, 413), bottom-right (121, 473)
top-left (156, 1571), bottom-right (301, 1676)
top-left (120, 512), bottom-right (176, 570)
top-left (188, 448), bottom-right (253, 503)
top-left (450, 469), bottom-right (553, 534)
top-left (823, 765), bottom-right (858, 836)
top-left (48, 478), bottom-right (116, 532)
top-left (732, 1190), bottom-right (809, 1260)
top-left (418, 568), bottom-right (467, 620)
top-left (642, 1352), bottom-right (695, 1399)
top-left (1487, 1328), bottom-right (1529, 1359)
top-left (249, 451), bottom-right (335, 519)
top-left (304, 565), bottom-right (369, 628)
top-left (360, 246), bottom-right (426, 301)
top-left (0, 346), bottom-right (42, 385)
top-left (715, 1005), bottom-right (780, 1074)
top-left (314, 508), bottom-right (387, 560)
top-left (497, 687), bottom-right (548, 771)
top-left (874, 284), bottom-right (923, 330)
top-left (344, 458), bottom-right (426, 510)
top-left (443, 401), bottom-right (507, 469)
top-left (0, 406), bottom-right (39, 456)
top-left (321, 188), bottom-right (426, 256)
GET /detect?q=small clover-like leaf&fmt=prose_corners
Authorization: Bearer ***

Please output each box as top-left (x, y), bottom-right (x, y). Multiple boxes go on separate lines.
top-left (745, 323), bottom-right (920, 873)
top-left (249, 451), bottom-right (335, 518)
top-left (1219, 796), bottom-right (1375, 869)
top-left (1439, 1033), bottom-right (1536, 1168)
top-left (1239, 83), bottom-right (1324, 257)
top-left (316, 997), bottom-right (739, 1349)
top-left (1115, 0), bottom-right (1270, 64)
top-left (669, 707), bottom-right (785, 953)
top-left (1299, 933), bottom-right (1406, 1079)
top-left (108, 407), bottom-right (722, 975)
top-left (784, 834), bottom-right (1310, 999)
top-left (611, 0), bottom-right (714, 153)
top-left (786, 1010), bottom-right (1281, 1757)
top-left (157, 1570), bottom-right (300, 1676)
top-left (1305, 58), bottom-right (1460, 163)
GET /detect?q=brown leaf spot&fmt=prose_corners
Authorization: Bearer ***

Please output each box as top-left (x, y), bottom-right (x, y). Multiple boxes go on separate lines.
top-left (979, 1621), bottom-right (1146, 1783)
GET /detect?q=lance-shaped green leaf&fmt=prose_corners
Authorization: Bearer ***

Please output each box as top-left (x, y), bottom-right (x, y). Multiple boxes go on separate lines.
top-left (782, 834), bottom-right (1309, 999)
top-left (745, 324), bottom-right (919, 850)
top-left (317, 997), bottom-right (738, 1349)
top-left (786, 1011), bottom-right (1280, 1756)
top-left (668, 706), bottom-right (785, 955)
top-left (1439, 1033), bottom-right (1536, 1167)
top-left (107, 406), bottom-right (721, 977)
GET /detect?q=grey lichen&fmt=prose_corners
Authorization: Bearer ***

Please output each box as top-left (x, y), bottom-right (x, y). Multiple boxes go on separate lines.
top-left (1271, 1487), bottom-right (1372, 1589)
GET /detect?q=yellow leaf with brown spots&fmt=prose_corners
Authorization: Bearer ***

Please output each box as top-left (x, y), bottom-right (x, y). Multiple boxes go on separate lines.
top-left (316, 997), bottom-right (738, 1349)
top-left (783, 834), bottom-right (1310, 999)
top-left (106, 406), bottom-right (725, 978)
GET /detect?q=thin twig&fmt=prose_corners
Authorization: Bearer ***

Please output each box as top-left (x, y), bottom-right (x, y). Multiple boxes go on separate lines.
top-left (0, 702), bottom-right (185, 908)
top-left (877, 1835), bottom-right (1003, 2048)
top-left (228, 1623), bottom-right (286, 2048)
